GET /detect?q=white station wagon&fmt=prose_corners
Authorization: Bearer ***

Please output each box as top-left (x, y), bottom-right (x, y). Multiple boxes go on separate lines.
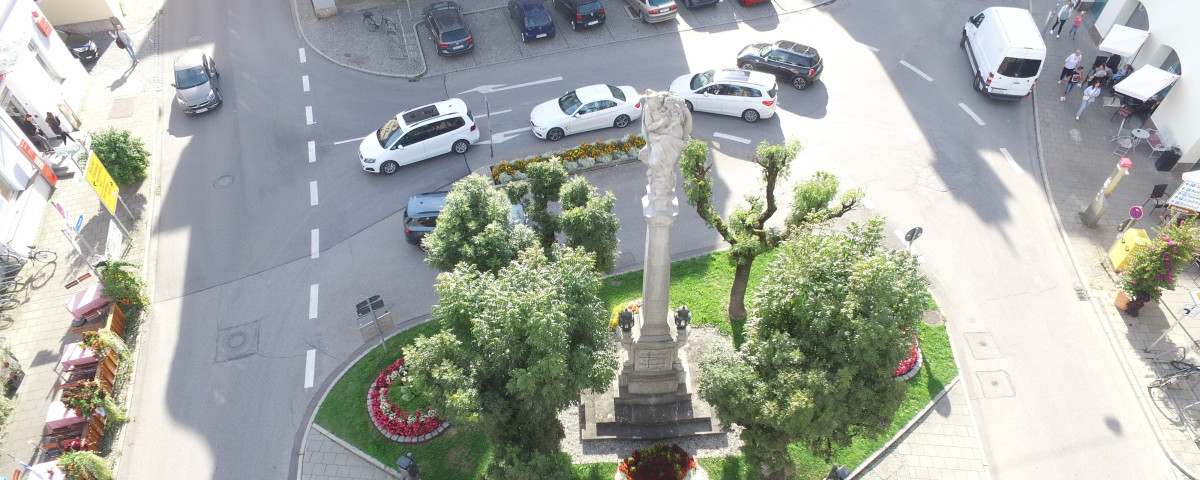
top-left (668, 68), bottom-right (778, 122)
top-left (359, 98), bottom-right (480, 175)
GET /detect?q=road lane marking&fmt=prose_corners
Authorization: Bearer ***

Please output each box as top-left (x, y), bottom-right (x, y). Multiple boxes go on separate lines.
top-left (305, 106), bottom-right (314, 125)
top-left (958, 103), bottom-right (986, 125)
top-left (334, 136), bottom-right (365, 145)
top-left (309, 284), bottom-right (319, 319)
top-left (862, 43), bottom-right (879, 53)
top-left (899, 60), bottom-right (934, 81)
top-left (458, 77), bottom-right (563, 95)
top-left (999, 147), bottom-right (1023, 173)
top-left (713, 132), bottom-right (751, 144)
top-left (302, 75), bottom-right (310, 92)
top-left (298, 48), bottom-right (306, 63)
top-left (478, 109), bottom-right (511, 118)
top-left (310, 181), bottom-right (318, 206)
top-left (311, 229), bottom-right (319, 259)
top-left (308, 141), bottom-right (316, 163)
top-left (861, 199), bottom-right (876, 210)
top-left (477, 127), bottom-right (531, 145)
top-left (304, 349), bottom-right (316, 388)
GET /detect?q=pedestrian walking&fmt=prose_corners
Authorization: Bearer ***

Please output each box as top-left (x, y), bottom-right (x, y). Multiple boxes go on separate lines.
top-left (1061, 67), bottom-right (1083, 101)
top-left (44, 112), bottom-right (75, 144)
top-left (1069, 11), bottom-right (1086, 39)
top-left (19, 114), bottom-right (52, 153)
top-left (1059, 50), bottom-right (1083, 83)
top-left (1076, 80), bottom-right (1102, 120)
top-left (108, 26), bottom-right (137, 63)
top-left (1050, 3), bottom-right (1073, 38)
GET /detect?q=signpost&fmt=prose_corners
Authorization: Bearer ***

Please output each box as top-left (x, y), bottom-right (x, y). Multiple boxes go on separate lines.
top-left (1129, 206), bottom-right (1143, 219)
top-left (355, 295), bottom-right (392, 351)
top-left (904, 226), bottom-right (923, 252)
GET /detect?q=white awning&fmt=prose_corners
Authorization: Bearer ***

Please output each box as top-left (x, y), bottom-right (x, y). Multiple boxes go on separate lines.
top-left (1114, 66), bottom-right (1180, 102)
top-left (1099, 24), bottom-right (1149, 57)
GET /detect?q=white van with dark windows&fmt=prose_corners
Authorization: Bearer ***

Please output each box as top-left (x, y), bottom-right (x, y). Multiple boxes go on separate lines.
top-left (961, 7), bottom-right (1046, 101)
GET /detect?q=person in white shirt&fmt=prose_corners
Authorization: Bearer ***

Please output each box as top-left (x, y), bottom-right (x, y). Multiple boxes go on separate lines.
top-left (1059, 50), bottom-right (1082, 83)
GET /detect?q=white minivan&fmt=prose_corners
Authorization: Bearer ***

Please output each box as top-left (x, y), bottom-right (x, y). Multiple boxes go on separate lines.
top-left (359, 98), bottom-right (480, 174)
top-left (961, 7), bottom-right (1046, 101)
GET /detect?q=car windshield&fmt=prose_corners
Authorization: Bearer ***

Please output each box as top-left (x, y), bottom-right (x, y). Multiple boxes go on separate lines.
top-left (758, 45), bottom-right (772, 57)
top-left (526, 12), bottom-right (553, 28)
top-left (558, 91), bottom-right (582, 115)
top-left (690, 70), bottom-right (715, 90)
top-left (174, 66), bottom-right (210, 90)
top-left (649, 0), bottom-right (673, 5)
top-left (376, 118), bottom-right (403, 147)
top-left (578, 0), bottom-right (603, 13)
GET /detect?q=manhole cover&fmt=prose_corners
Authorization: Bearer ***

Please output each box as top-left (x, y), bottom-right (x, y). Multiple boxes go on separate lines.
top-left (187, 35), bottom-right (202, 43)
top-left (216, 321), bottom-right (260, 362)
top-left (109, 97), bottom-right (137, 120)
top-left (964, 332), bottom-right (1001, 359)
top-left (976, 370), bottom-right (1016, 398)
top-left (921, 310), bottom-right (944, 326)
top-left (214, 175), bottom-right (234, 189)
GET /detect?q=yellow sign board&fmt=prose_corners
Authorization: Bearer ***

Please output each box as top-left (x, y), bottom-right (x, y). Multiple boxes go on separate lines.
top-left (85, 153), bottom-right (119, 215)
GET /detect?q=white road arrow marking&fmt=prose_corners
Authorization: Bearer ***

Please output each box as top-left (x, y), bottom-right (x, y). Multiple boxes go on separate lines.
top-left (459, 77), bottom-right (563, 95)
top-left (713, 132), bottom-right (751, 144)
top-left (477, 127), bottom-right (532, 145)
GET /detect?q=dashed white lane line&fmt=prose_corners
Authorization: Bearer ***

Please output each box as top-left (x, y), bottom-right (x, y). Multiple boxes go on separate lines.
top-left (899, 60), bottom-right (934, 82)
top-left (309, 284), bottom-right (319, 319)
top-left (304, 349), bottom-right (316, 388)
top-left (713, 132), bottom-right (751, 144)
top-left (311, 229), bottom-right (320, 259)
top-left (334, 136), bottom-right (365, 145)
top-left (862, 43), bottom-right (880, 53)
top-left (999, 147), bottom-right (1023, 173)
top-left (478, 109), bottom-right (511, 118)
top-left (308, 141), bottom-right (316, 163)
top-left (302, 75), bottom-right (310, 92)
top-left (310, 181), bottom-right (318, 206)
top-left (298, 48), bottom-right (306, 63)
top-left (305, 106), bottom-right (314, 125)
top-left (958, 103), bottom-right (986, 126)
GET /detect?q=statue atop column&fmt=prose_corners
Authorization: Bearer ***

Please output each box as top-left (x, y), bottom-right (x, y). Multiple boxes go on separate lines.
top-left (639, 91), bottom-right (692, 215)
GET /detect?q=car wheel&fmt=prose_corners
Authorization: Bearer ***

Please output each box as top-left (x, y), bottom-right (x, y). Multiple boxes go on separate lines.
top-left (614, 115), bottom-right (631, 128)
top-left (684, 100), bottom-right (694, 112)
top-left (571, 21), bottom-right (578, 31)
top-left (452, 139), bottom-right (470, 154)
top-left (381, 161), bottom-right (400, 175)
top-left (641, 11), bottom-right (650, 23)
top-left (418, 239), bottom-right (428, 252)
top-left (522, 34), bottom-right (528, 43)
top-left (792, 76), bottom-right (809, 90)
top-left (742, 109), bottom-right (759, 123)
top-left (739, 62), bottom-right (755, 71)
top-left (547, 128), bottom-right (565, 141)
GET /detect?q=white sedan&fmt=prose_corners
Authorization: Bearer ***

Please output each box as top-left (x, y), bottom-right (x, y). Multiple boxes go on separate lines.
top-left (530, 84), bottom-right (642, 141)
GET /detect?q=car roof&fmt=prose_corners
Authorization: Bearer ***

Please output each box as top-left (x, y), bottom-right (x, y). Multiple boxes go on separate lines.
top-left (406, 191), bottom-right (449, 217)
top-left (173, 50), bottom-right (207, 69)
top-left (573, 84), bottom-right (616, 102)
top-left (397, 98), bottom-right (471, 126)
top-left (516, 0), bottom-right (548, 13)
top-left (713, 68), bottom-right (775, 86)
top-left (428, 2), bottom-right (466, 27)
top-left (773, 41), bottom-right (817, 57)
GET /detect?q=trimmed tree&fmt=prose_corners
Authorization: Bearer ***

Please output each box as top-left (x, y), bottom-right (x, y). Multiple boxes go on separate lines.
top-left (680, 138), bottom-right (862, 322)
top-left (423, 174), bottom-right (537, 274)
top-left (404, 246), bottom-right (618, 478)
top-left (698, 217), bottom-right (929, 479)
top-left (89, 128), bottom-right (149, 186)
top-left (558, 177), bottom-right (620, 273)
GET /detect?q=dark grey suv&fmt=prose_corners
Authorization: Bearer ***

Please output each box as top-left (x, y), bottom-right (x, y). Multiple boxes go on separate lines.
top-left (423, 1), bottom-right (474, 57)
top-left (403, 191), bottom-right (449, 248)
top-left (737, 40), bottom-right (824, 90)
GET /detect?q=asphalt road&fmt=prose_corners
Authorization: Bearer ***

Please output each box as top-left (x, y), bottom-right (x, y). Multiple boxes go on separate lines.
top-left (118, 0), bottom-right (1176, 478)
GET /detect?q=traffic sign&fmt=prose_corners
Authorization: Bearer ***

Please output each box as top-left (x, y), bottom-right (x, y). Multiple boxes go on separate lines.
top-left (1129, 206), bottom-right (1143, 219)
top-left (1168, 182), bottom-right (1200, 213)
top-left (905, 227), bottom-right (923, 243)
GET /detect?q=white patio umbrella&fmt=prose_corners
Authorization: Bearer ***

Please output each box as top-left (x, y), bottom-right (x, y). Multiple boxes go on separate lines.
top-left (1099, 24), bottom-right (1150, 57)
top-left (1114, 66), bottom-right (1180, 101)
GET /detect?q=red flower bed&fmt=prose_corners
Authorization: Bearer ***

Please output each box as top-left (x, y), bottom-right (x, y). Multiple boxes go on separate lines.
top-left (367, 358), bottom-right (444, 438)
top-left (894, 336), bottom-right (921, 377)
top-left (619, 443), bottom-right (697, 480)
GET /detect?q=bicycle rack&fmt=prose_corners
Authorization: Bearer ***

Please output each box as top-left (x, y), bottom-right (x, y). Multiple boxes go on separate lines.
top-left (1150, 347), bottom-right (1200, 442)
top-left (384, 25), bottom-right (405, 60)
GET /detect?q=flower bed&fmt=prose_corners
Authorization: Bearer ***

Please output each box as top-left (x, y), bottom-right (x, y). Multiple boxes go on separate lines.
top-left (491, 134), bottom-right (646, 185)
top-left (366, 357), bottom-right (448, 442)
top-left (893, 338), bottom-right (923, 381)
top-left (618, 443), bottom-right (698, 480)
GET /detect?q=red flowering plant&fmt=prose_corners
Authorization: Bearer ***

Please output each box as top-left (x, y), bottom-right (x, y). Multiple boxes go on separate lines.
top-left (619, 443), bottom-right (697, 480)
top-left (893, 335), bottom-right (921, 377)
top-left (367, 357), bottom-right (444, 438)
top-left (1117, 220), bottom-right (1200, 317)
top-left (61, 437), bottom-right (87, 452)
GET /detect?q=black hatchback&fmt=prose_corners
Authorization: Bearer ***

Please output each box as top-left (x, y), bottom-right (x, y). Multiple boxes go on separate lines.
top-left (554, 0), bottom-right (605, 30)
top-left (736, 40), bottom-right (824, 90)
top-left (424, 1), bottom-right (474, 56)
top-left (509, 0), bottom-right (556, 42)
top-left (56, 29), bottom-right (97, 62)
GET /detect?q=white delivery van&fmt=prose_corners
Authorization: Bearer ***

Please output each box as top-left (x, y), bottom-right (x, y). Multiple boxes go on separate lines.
top-left (961, 7), bottom-right (1047, 100)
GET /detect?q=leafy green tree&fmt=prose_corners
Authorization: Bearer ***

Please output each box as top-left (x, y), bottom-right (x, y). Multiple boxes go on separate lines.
top-left (680, 138), bottom-right (861, 322)
top-left (405, 246), bottom-right (618, 476)
top-left (423, 174), bottom-right (536, 274)
top-left (558, 177), bottom-right (620, 273)
top-left (698, 217), bottom-right (929, 479)
top-left (90, 128), bottom-right (149, 186)
top-left (524, 160), bottom-right (568, 252)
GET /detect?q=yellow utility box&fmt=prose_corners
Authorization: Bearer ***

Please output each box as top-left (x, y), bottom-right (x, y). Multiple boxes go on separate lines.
top-left (1109, 228), bottom-right (1151, 271)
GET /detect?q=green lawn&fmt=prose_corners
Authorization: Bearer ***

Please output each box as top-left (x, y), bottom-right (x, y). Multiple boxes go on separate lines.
top-left (314, 250), bottom-right (957, 479)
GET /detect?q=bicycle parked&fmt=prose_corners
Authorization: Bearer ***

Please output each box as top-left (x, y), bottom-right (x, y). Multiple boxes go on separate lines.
top-left (362, 11), bottom-right (398, 33)
top-left (1149, 360), bottom-right (1200, 389)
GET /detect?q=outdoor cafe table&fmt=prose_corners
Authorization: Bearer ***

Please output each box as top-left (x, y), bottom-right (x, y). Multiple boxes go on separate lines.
top-left (63, 283), bottom-right (108, 325)
top-left (44, 400), bottom-right (86, 431)
top-left (59, 343), bottom-right (96, 369)
top-left (30, 459), bottom-right (65, 479)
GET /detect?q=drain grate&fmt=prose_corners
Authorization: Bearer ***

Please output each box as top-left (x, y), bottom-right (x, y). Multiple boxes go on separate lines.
top-left (109, 97), bottom-right (137, 120)
top-left (216, 321), bottom-right (259, 363)
top-left (976, 370), bottom-right (1016, 398)
top-left (213, 175), bottom-right (234, 189)
top-left (964, 332), bottom-right (1001, 360)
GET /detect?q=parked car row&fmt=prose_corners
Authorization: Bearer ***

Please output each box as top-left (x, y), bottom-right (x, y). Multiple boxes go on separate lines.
top-left (423, 0), bottom-right (773, 56)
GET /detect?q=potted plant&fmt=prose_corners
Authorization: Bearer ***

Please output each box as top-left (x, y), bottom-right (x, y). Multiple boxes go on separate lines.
top-left (80, 330), bottom-right (126, 360)
top-left (617, 443), bottom-right (699, 480)
top-left (1117, 221), bottom-right (1200, 316)
top-left (60, 381), bottom-right (126, 421)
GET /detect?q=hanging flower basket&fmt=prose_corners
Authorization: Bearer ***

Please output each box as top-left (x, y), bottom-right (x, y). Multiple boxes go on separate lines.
top-left (366, 357), bottom-right (448, 442)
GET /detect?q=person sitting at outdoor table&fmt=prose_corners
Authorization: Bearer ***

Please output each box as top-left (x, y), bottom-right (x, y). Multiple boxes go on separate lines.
top-left (1112, 64), bottom-right (1133, 82)
top-left (1132, 97), bottom-right (1160, 127)
top-left (1087, 64), bottom-right (1111, 84)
